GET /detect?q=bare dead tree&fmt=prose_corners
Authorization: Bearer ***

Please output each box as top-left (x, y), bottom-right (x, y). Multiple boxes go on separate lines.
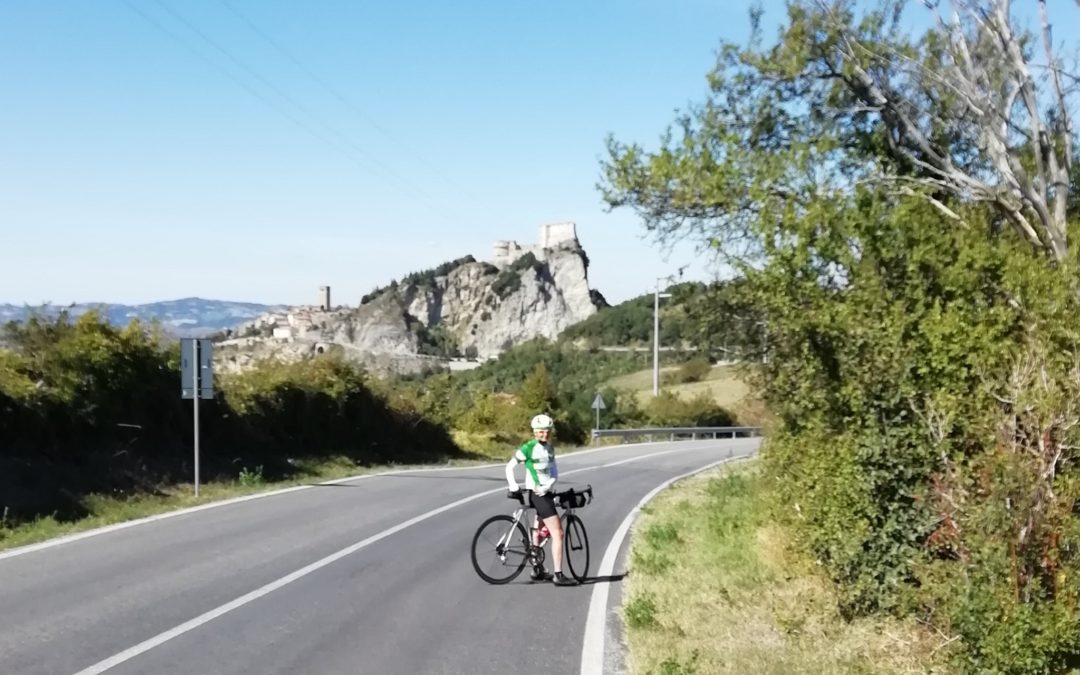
top-left (818, 0), bottom-right (1077, 262)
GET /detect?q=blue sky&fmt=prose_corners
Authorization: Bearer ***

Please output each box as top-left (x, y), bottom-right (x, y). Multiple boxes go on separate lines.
top-left (0, 1), bottom-right (1065, 306)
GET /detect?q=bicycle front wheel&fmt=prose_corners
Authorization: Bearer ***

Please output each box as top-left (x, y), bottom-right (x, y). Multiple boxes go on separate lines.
top-left (471, 515), bottom-right (530, 584)
top-left (563, 514), bottom-right (590, 582)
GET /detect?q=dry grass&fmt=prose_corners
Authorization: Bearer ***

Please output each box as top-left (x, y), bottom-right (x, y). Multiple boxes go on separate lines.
top-left (622, 463), bottom-right (956, 674)
top-left (659, 374), bottom-right (750, 407)
top-left (607, 365), bottom-right (683, 391)
top-left (607, 364), bottom-right (752, 409)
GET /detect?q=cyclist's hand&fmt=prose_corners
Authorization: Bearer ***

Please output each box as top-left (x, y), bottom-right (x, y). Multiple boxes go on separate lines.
top-left (507, 489), bottom-right (521, 500)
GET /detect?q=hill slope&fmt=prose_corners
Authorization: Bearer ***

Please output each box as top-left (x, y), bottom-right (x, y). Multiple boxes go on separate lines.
top-left (0, 298), bottom-right (278, 337)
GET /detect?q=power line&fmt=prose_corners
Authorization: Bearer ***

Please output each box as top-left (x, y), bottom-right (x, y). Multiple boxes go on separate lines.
top-left (120, 0), bottom-right (433, 200)
top-left (120, 0), bottom-right (343, 153)
top-left (151, 0), bottom-right (433, 200)
top-left (217, 0), bottom-right (472, 197)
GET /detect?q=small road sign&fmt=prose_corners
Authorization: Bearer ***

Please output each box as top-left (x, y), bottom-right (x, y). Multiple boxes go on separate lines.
top-left (591, 393), bottom-right (606, 410)
top-left (591, 393), bottom-right (607, 440)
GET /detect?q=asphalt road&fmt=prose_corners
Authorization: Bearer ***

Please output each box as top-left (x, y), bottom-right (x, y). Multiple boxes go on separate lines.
top-left (0, 438), bottom-right (759, 675)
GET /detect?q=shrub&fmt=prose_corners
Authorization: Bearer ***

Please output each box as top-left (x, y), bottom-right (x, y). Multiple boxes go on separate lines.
top-left (676, 357), bottom-right (711, 384)
top-left (643, 392), bottom-right (734, 428)
top-left (625, 592), bottom-right (659, 629)
top-left (0, 313), bottom-right (463, 526)
top-left (491, 270), bottom-right (522, 299)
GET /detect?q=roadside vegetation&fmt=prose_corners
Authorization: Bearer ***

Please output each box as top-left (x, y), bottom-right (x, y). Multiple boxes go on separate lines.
top-left (623, 463), bottom-right (953, 674)
top-left (606, 362), bottom-right (752, 409)
top-left (0, 308), bottom-right (746, 547)
top-left (603, 1), bottom-right (1080, 669)
top-left (0, 312), bottom-right (461, 531)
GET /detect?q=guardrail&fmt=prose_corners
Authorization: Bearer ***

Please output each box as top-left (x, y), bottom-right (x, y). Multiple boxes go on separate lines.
top-left (590, 426), bottom-right (762, 445)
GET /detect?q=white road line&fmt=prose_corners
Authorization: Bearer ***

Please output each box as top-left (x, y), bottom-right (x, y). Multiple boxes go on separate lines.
top-left (0, 484), bottom-right (310, 562)
top-left (0, 464), bottom-right (504, 562)
top-left (69, 441), bottom-right (733, 674)
top-left (1, 439), bottom-right (686, 562)
top-left (600, 446), bottom-right (690, 468)
top-left (69, 483), bottom-right (508, 675)
top-left (579, 450), bottom-right (753, 675)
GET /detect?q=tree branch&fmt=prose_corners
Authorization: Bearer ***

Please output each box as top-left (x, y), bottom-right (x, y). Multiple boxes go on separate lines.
top-left (1039, 0), bottom-right (1073, 244)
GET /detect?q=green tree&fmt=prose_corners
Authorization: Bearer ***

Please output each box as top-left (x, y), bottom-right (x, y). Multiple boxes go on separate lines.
top-left (518, 363), bottom-right (557, 416)
top-left (602, 0), bottom-right (1078, 266)
top-left (600, 1), bottom-right (1080, 671)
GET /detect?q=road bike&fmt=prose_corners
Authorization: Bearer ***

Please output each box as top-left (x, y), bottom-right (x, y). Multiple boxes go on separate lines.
top-left (470, 485), bottom-right (592, 584)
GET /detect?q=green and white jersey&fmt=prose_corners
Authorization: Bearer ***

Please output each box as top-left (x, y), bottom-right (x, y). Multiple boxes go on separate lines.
top-left (505, 439), bottom-right (558, 495)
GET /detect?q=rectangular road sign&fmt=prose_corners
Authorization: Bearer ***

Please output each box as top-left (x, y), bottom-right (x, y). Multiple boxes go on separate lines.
top-left (181, 338), bottom-right (214, 400)
top-left (198, 339), bottom-right (213, 397)
top-left (181, 339), bottom-right (194, 398)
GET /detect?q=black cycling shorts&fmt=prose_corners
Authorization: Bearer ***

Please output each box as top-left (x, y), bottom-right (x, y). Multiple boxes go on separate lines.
top-left (530, 491), bottom-right (558, 520)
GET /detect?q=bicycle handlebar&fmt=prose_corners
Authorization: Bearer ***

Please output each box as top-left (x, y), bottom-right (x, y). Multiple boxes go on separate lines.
top-left (507, 484), bottom-right (594, 509)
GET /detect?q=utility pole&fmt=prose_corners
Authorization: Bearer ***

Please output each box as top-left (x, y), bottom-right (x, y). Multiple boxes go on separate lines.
top-left (652, 280), bottom-right (672, 396)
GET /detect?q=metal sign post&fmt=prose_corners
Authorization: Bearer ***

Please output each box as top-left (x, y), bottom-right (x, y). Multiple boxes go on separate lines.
top-left (181, 338), bottom-right (214, 497)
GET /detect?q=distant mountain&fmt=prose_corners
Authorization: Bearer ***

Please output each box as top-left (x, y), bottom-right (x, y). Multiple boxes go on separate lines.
top-left (0, 298), bottom-right (281, 338)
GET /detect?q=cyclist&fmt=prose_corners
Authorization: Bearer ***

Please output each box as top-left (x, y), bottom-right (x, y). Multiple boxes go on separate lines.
top-left (505, 413), bottom-right (578, 587)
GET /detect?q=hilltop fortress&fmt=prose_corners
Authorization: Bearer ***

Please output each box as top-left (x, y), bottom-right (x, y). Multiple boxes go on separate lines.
top-left (219, 220), bottom-right (596, 375)
top-left (492, 222), bottom-right (578, 268)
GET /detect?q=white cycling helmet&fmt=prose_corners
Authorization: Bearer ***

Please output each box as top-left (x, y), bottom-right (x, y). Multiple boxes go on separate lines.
top-left (530, 413), bottom-right (554, 430)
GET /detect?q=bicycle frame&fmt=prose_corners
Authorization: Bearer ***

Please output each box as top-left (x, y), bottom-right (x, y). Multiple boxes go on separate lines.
top-left (495, 488), bottom-right (590, 561)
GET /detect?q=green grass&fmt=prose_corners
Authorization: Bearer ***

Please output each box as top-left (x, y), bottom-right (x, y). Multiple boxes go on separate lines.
top-left (622, 462), bottom-right (956, 674)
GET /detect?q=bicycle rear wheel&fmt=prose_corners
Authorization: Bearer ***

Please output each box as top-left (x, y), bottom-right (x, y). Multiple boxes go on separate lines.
top-left (471, 515), bottom-right (531, 584)
top-left (563, 514), bottom-right (590, 582)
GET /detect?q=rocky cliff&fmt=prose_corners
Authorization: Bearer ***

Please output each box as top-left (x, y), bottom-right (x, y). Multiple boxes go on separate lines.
top-left (216, 225), bottom-right (601, 375)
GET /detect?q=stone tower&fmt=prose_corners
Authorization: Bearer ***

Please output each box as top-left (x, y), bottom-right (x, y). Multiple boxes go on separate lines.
top-left (538, 222), bottom-right (577, 249)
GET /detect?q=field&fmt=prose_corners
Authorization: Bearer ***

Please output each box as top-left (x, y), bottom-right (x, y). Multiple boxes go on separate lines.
top-left (606, 363), bottom-right (751, 408)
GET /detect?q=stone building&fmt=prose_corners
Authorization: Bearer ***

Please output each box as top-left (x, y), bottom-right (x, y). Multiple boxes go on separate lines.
top-left (492, 222), bottom-right (578, 268)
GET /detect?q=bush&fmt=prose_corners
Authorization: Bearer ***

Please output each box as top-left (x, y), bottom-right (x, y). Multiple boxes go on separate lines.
top-left (362, 256), bottom-right (476, 304)
top-left (382, 338), bottom-right (651, 445)
top-left (238, 465), bottom-right (264, 486)
top-left (643, 392), bottom-right (734, 428)
top-left (625, 592), bottom-right (659, 629)
top-left (0, 313), bottom-right (464, 525)
top-left (559, 282), bottom-right (706, 346)
top-left (490, 252), bottom-right (546, 300)
top-left (744, 197), bottom-right (1080, 671)
top-left (491, 271), bottom-right (522, 299)
top-left (676, 357), bottom-right (711, 384)
top-left (414, 323), bottom-right (460, 358)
